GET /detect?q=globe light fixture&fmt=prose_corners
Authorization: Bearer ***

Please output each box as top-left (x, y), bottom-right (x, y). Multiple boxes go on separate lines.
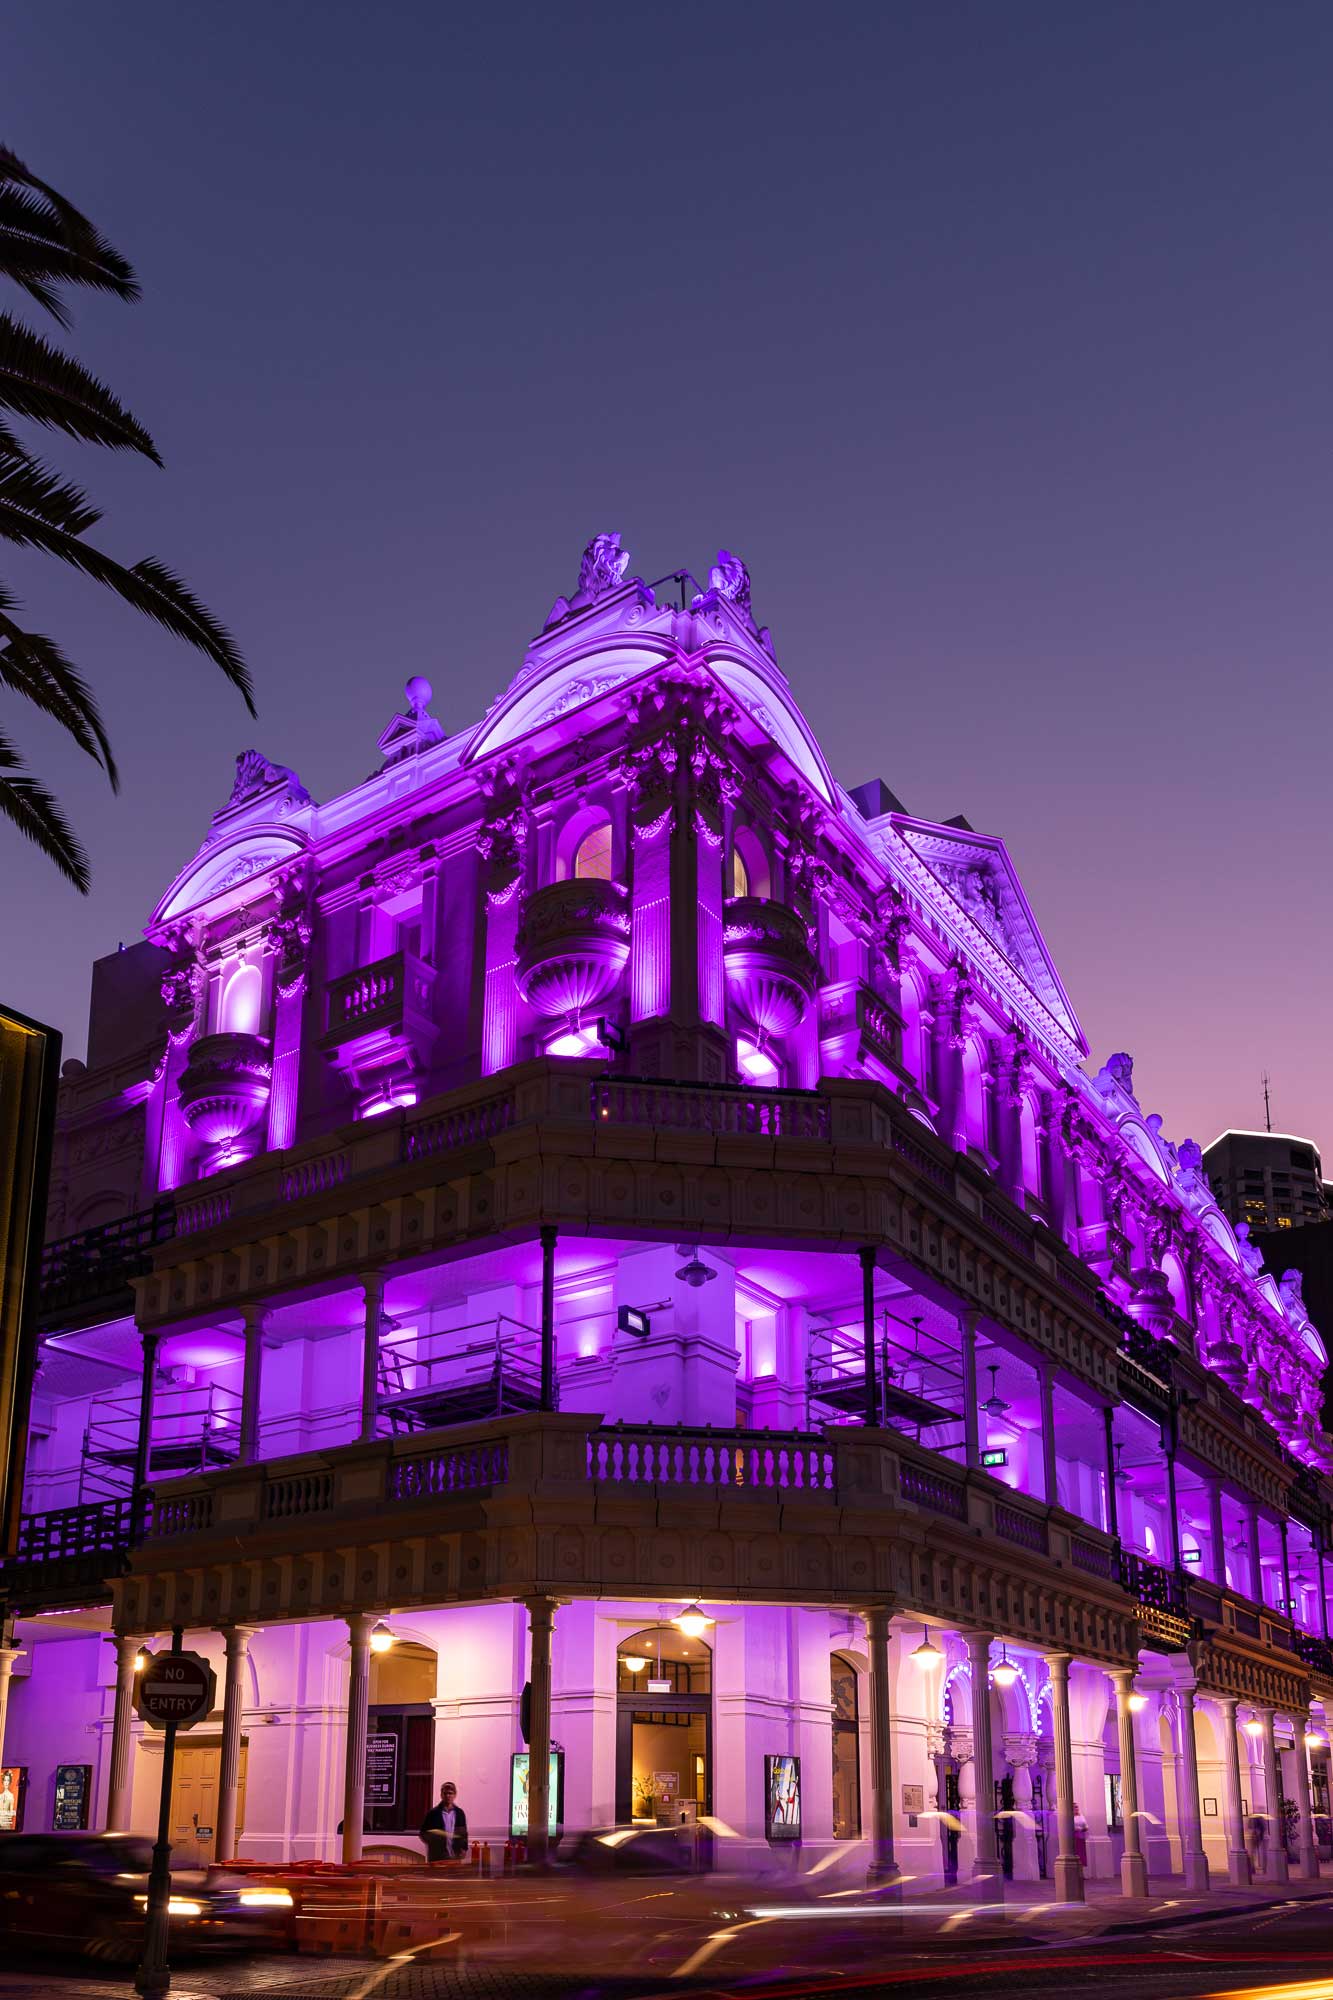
top-left (622, 1655), bottom-right (648, 1676)
top-left (133, 1651), bottom-right (147, 1674)
top-left (369, 1621), bottom-right (395, 1654)
top-left (674, 1603), bottom-right (711, 1640)
top-left (1245, 1715), bottom-right (1264, 1737)
top-left (1127, 1691), bottom-right (1148, 1713)
top-left (912, 1625), bottom-right (942, 1667)
top-left (992, 1647), bottom-right (1018, 1689)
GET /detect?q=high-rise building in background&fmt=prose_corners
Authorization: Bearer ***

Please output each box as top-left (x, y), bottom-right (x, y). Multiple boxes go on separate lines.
top-left (0, 1006), bottom-right (60, 1559)
top-left (1203, 1129), bottom-right (1329, 1232)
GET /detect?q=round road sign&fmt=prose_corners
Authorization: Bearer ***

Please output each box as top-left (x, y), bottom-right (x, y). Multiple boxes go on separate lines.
top-left (133, 1649), bottom-right (216, 1731)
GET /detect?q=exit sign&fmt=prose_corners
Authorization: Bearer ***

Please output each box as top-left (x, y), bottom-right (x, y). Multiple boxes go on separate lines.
top-left (981, 1448), bottom-right (1007, 1469)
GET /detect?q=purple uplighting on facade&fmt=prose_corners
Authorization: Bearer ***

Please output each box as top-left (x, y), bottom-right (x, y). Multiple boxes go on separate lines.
top-left (11, 536), bottom-right (1333, 1887)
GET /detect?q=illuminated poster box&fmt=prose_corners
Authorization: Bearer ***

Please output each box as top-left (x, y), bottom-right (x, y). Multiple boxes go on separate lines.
top-left (509, 1750), bottom-right (564, 1839)
top-left (765, 1753), bottom-right (801, 1843)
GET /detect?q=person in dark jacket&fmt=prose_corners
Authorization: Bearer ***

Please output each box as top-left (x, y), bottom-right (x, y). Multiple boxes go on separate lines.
top-left (419, 1781), bottom-right (468, 1860)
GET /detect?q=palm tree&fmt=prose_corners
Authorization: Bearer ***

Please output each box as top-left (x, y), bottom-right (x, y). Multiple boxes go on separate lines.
top-left (0, 143), bottom-right (253, 890)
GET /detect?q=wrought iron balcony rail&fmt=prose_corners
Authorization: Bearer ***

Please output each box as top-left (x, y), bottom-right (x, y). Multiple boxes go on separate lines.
top-left (38, 1200), bottom-right (177, 1325)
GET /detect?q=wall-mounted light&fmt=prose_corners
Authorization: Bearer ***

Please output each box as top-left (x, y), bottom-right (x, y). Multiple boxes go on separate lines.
top-left (992, 1647), bottom-right (1017, 1689)
top-left (673, 1603), bottom-right (711, 1640)
top-left (369, 1621), bottom-right (395, 1655)
top-left (1245, 1716), bottom-right (1264, 1737)
top-left (674, 1247), bottom-right (717, 1289)
top-left (133, 1651), bottom-right (147, 1674)
top-left (1127, 1692), bottom-right (1148, 1713)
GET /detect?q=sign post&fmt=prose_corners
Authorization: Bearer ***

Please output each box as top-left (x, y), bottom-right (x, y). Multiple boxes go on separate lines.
top-left (133, 1631), bottom-right (217, 2000)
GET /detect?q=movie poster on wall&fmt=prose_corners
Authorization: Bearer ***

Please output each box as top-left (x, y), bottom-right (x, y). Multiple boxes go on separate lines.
top-left (0, 1767), bottom-right (24, 1832)
top-left (509, 1750), bottom-right (563, 1839)
top-left (765, 1754), bottom-right (801, 1842)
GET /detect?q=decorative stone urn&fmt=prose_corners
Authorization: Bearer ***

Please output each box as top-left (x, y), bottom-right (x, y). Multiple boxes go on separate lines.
top-left (177, 1031), bottom-right (272, 1149)
top-left (1124, 1267), bottom-right (1175, 1341)
top-left (722, 896), bottom-right (817, 1040)
top-left (514, 878), bottom-right (630, 1021)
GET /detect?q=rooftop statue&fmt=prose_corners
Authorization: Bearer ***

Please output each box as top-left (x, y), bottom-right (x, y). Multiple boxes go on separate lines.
top-left (709, 548), bottom-right (753, 616)
top-left (545, 533), bottom-right (634, 626)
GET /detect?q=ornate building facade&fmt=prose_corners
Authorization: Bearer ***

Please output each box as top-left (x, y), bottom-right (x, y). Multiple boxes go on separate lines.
top-left (4, 536), bottom-right (1333, 1894)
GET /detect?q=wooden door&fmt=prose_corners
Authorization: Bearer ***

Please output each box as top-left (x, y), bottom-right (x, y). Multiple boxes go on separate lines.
top-left (169, 1742), bottom-right (248, 1863)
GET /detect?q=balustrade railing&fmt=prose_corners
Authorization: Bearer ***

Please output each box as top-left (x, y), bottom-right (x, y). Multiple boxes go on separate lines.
top-left (993, 1499), bottom-right (1049, 1553)
top-left (4, 1496), bottom-right (138, 1570)
top-left (387, 1439), bottom-right (511, 1501)
top-left (1296, 1631), bottom-right (1333, 1678)
top-left (889, 1124), bottom-right (951, 1189)
top-left (898, 1460), bottom-right (968, 1520)
top-left (587, 1426), bottom-right (835, 1493)
top-left (404, 1092), bottom-right (515, 1162)
top-left (326, 950), bottom-right (435, 1042)
top-left (151, 1490), bottom-right (215, 1537)
top-left (591, 1077), bottom-right (830, 1140)
top-left (1070, 1533), bottom-right (1115, 1579)
top-left (263, 1470), bottom-right (335, 1521)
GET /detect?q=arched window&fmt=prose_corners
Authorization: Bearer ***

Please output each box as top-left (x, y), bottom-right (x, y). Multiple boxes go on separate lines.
top-left (219, 961), bottom-right (262, 1036)
top-left (1019, 1095), bottom-right (1042, 1196)
top-left (730, 827), bottom-right (770, 900)
top-left (571, 817), bottom-right (613, 881)
top-left (367, 1639), bottom-right (437, 1836)
top-left (831, 1654), bottom-right (861, 1839)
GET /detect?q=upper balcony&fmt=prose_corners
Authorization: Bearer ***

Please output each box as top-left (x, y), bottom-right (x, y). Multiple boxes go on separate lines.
top-left (513, 878), bottom-right (631, 1030)
top-left (323, 950), bottom-right (437, 1105)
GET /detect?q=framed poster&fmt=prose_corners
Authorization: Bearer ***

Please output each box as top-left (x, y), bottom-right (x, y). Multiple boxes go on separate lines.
top-left (366, 1732), bottom-right (399, 1809)
top-left (901, 1783), bottom-right (925, 1814)
top-left (0, 1767), bottom-right (25, 1832)
top-left (509, 1750), bottom-right (563, 1839)
top-left (1203, 1797), bottom-right (1218, 1816)
top-left (765, 1754), bottom-right (801, 1843)
top-left (53, 1764), bottom-right (91, 1831)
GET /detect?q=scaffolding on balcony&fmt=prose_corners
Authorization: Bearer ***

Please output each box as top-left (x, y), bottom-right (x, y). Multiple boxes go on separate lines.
top-left (376, 1314), bottom-right (544, 1433)
top-left (806, 1307), bottom-right (966, 1454)
top-left (78, 1380), bottom-right (242, 1505)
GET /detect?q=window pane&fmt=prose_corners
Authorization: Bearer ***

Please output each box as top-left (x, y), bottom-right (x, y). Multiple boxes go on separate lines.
top-left (574, 823), bottom-right (613, 880)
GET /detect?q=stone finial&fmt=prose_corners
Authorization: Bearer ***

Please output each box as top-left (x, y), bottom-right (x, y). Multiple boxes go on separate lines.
top-left (405, 675), bottom-right (433, 718)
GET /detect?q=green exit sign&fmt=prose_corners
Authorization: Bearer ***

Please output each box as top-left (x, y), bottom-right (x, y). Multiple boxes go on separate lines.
top-left (981, 1448), bottom-right (1008, 1469)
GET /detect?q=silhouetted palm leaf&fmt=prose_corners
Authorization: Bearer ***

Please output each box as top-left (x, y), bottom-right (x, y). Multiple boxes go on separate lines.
top-left (0, 725), bottom-right (89, 889)
top-left (0, 315), bottom-right (161, 460)
top-left (0, 142), bottom-right (252, 887)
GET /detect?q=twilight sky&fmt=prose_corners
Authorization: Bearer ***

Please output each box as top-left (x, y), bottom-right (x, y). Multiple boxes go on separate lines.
top-left (5, 2), bottom-right (1331, 1159)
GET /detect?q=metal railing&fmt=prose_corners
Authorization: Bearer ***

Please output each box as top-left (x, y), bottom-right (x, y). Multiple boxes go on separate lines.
top-left (38, 1200), bottom-right (177, 1321)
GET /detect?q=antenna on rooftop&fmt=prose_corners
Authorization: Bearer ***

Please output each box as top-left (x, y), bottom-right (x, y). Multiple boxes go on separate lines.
top-left (1262, 1072), bottom-right (1272, 1134)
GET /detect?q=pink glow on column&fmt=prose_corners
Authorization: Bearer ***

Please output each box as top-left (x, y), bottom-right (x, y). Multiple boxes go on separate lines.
top-left (696, 830), bottom-right (724, 1027)
top-left (266, 983), bottom-right (304, 1151)
top-left (630, 823), bottom-right (670, 1021)
top-left (157, 1041), bottom-right (193, 1192)
top-left (482, 895), bottom-right (520, 1076)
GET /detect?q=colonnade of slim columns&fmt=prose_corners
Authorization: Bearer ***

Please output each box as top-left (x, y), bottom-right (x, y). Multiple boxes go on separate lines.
top-left (82, 1602), bottom-right (1330, 1895)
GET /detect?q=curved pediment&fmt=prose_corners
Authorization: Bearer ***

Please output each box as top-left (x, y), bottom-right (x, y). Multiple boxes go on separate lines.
top-left (152, 827), bottom-right (309, 927)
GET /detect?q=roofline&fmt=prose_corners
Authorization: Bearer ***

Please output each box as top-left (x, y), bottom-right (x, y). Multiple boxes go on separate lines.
top-left (1202, 1129), bottom-right (1323, 1154)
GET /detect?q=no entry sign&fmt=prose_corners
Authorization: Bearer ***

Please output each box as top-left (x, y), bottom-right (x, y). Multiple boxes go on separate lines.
top-left (133, 1650), bottom-right (216, 1731)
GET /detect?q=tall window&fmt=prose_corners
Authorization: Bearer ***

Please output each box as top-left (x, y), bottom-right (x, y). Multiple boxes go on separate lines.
top-left (730, 848), bottom-right (749, 897)
top-left (573, 821), bottom-right (613, 881)
top-left (219, 961), bottom-right (261, 1036)
top-left (831, 1654), bottom-right (861, 1838)
top-left (730, 828), bottom-right (770, 900)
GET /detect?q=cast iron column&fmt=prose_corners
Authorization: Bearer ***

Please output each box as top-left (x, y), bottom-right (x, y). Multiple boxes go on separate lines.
top-left (539, 1227), bottom-right (557, 1412)
top-left (1257, 1707), bottom-right (1290, 1883)
top-left (238, 1306), bottom-right (266, 1465)
top-left (858, 1246), bottom-right (878, 1428)
top-left (1217, 1695), bottom-right (1252, 1885)
top-left (964, 1633), bottom-right (1000, 1892)
top-left (1043, 1651), bottom-right (1084, 1903)
top-left (106, 1634), bottom-right (140, 1830)
top-left (358, 1274), bottom-right (384, 1443)
top-left (1110, 1669), bottom-right (1149, 1896)
top-left (525, 1596), bottom-right (556, 1864)
top-left (214, 1627), bottom-right (253, 1862)
top-left (863, 1602), bottom-right (900, 1883)
top-left (1175, 1683), bottom-right (1210, 1891)
top-left (342, 1613), bottom-right (373, 1863)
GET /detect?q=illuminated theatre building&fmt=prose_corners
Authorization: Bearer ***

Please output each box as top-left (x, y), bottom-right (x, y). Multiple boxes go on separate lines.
top-left (7, 536), bottom-right (1333, 1897)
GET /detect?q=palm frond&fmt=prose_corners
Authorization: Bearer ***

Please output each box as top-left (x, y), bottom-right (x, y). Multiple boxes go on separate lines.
top-left (0, 726), bottom-right (89, 890)
top-left (0, 314), bottom-right (160, 461)
top-left (0, 495), bottom-right (254, 711)
top-left (0, 145), bottom-right (139, 313)
top-left (0, 612), bottom-right (118, 785)
top-left (0, 450), bottom-right (101, 535)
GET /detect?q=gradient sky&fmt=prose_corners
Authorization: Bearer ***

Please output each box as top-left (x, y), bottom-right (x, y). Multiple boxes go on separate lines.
top-left (5, 2), bottom-right (1331, 1159)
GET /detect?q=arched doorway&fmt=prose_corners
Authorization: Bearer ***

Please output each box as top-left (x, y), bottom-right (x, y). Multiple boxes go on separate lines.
top-left (615, 1626), bottom-right (711, 1825)
top-left (831, 1653), bottom-right (861, 1838)
top-left (367, 1640), bottom-right (437, 1837)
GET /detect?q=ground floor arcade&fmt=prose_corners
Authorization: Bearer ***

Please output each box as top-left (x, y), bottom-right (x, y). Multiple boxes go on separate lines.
top-left (0, 1598), bottom-right (1327, 1897)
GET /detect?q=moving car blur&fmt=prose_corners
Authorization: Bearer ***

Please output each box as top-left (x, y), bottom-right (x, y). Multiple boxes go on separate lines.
top-left (0, 1832), bottom-right (293, 1961)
